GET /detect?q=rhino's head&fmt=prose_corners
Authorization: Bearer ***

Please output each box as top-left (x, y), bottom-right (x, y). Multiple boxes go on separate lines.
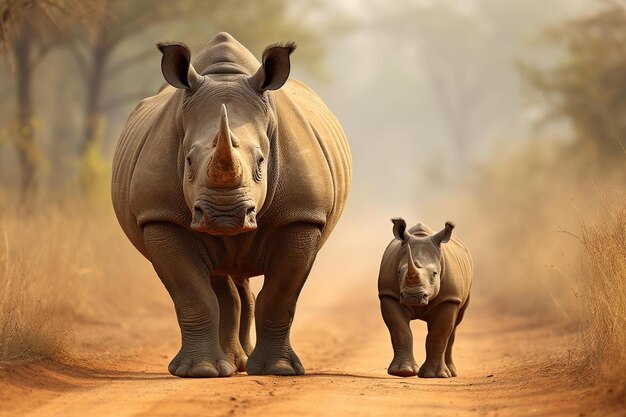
top-left (156, 41), bottom-right (295, 236)
top-left (391, 218), bottom-right (455, 307)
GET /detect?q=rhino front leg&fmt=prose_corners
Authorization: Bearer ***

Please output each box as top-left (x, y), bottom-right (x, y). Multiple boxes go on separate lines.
top-left (247, 223), bottom-right (321, 376)
top-left (212, 276), bottom-right (249, 372)
top-left (236, 279), bottom-right (254, 356)
top-left (381, 297), bottom-right (419, 377)
top-left (419, 302), bottom-right (459, 378)
top-left (143, 223), bottom-right (235, 378)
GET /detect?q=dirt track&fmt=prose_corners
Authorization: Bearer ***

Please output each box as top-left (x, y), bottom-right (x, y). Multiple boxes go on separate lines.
top-left (1, 272), bottom-right (620, 417)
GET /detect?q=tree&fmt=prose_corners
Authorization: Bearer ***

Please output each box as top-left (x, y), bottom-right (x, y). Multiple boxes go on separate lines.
top-left (69, 0), bottom-right (327, 156)
top-left (66, 0), bottom-right (326, 193)
top-left (377, 0), bottom-right (582, 177)
top-left (521, 0), bottom-right (626, 164)
top-left (0, 0), bottom-right (102, 198)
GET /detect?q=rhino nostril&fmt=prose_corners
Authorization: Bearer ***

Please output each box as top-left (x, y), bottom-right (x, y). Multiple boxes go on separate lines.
top-left (246, 206), bottom-right (255, 215)
top-left (194, 207), bottom-right (204, 222)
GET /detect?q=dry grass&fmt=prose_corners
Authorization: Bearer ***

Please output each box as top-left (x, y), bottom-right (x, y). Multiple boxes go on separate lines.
top-left (0, 206), bottom-right (77, 361)
top-left (456, 138), bottom-right (626, 393)
top-left (578, 196), bottom-right (626, 389)
top-left (0, 201), bottom-right (157, 362)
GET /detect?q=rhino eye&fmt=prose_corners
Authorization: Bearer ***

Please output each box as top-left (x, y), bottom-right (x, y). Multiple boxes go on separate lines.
top-left (253, 156), bottom-right (264, 182)
top-left (186, 155), bottom-right (195, 181)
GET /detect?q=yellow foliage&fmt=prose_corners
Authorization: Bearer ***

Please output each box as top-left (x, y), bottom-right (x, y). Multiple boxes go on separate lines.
top-left (78, 118), bottom-right (111, 204)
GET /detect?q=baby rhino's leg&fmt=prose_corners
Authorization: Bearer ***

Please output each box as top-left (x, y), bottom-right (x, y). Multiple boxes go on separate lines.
top-left (419, 302), bottom-right (459, 378)
top-left (381, 297), bottom-right (418, 377)
top-left (445, 297), bottom-right (469, 377)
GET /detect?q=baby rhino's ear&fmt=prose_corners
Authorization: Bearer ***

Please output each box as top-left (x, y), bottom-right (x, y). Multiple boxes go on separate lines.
top-left (432, 221), bottom-right (455, 247)
top-left (391, 218), bottom-right (409, 243)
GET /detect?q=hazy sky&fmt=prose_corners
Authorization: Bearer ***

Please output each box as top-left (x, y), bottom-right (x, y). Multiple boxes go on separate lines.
top-left (292, 0), bottom-right (592, 217)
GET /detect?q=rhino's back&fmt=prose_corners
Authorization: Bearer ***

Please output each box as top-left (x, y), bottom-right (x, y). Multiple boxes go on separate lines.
top-left (439, 236), bottom-right (473, 307)
top-left (192, 32), bottom-right (260, 76)
top-left (111, 87), bottom-right (181, 256)
top-left (269, 79), bottom-right (352, 245)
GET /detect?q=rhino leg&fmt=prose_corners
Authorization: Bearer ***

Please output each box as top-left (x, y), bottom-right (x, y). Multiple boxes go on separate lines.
top-left (212, 275), bottom-right (249, 372)
top-left (381, 297), bottom-right (419, 377)
top-left (247, 223), bottom-right (321, 376)
top-left (236, 279), bottom-right (254, 356)
top-left (444, 327), bottom-right (458, 377)
top-left (418, 302), bottom-right (459, 378)
top-left (445, 297), bottom-right (469, 377)
top-left (143, 222), bottom-right (235, 378)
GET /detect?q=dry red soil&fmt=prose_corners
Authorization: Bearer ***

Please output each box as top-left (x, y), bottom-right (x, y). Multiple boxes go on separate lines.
top-left (0, 280), bottom-right (622, 417)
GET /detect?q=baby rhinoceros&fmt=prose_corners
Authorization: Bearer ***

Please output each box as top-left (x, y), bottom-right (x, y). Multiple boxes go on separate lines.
top-left (378, 218), bottom-right (472, 378)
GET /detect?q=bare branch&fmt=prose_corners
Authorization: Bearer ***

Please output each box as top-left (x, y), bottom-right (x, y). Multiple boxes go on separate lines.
top-left (100, 90), bottom-right (151, 112)
top-left (30, 39), bottom-right (56, 66)
top-left (107, 48), bottom-right (155, 77)
top-left (65, 40), bottom-right (88, 79)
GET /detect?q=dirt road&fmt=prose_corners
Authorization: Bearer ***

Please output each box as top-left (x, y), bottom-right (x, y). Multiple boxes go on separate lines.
top-left (1, 272), bottom-right (619, 417)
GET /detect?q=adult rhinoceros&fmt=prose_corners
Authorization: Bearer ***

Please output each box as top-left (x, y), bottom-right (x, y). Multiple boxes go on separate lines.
top-left (111, 32), bottom-right (351, 378)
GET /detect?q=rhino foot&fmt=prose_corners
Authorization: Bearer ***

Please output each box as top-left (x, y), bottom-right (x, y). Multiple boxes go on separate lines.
top-left (233, 353), bottom-right (248, 372)
top-left (418, 362), bottom-right (452, 378)
top-left (388, 358), bottom-right (419, 377)
top-left (168, 350), bottom-right (236, 378)
top-left (246, 349), bottom-right (304, 376)
top-left (446, 362), bottom-right (458, 377)
top-left (222, 345), bottom-right (249, 373)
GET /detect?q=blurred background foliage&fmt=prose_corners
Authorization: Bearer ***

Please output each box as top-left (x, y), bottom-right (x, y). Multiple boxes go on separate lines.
top-left (0, 0), bottom-right (343, 202)
top-left (0, 0), bottom-right (617, 204)
top-left (521, 0), bottom-right (626, 166)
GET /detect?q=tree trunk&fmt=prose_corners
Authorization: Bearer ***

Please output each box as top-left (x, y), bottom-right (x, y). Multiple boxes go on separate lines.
top-left (80, 39), bottom-right (109, 156)
top-left (13, 24), bottom-right (37, 200)
top-left (429, 65), bottom-right (473, 177)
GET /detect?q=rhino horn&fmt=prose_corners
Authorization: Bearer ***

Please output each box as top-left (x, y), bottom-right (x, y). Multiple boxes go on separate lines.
top-left (406, 245), bottom-right (422, 282)
top-left (207, 104), bottom-right (242, 187)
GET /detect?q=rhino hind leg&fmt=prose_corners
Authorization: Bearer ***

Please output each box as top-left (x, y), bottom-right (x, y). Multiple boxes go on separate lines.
top-left (212, 275), bottom-right (250, 372)
top-left (445, 297), bottom-right (469, 377)
top-left (247, 223), bottom-right (322, 376)
top-left (236, 279), bottom-right (254, 356)
top-left (444, 327), bottom-right (457, 377)
top-left (143, 222), bottom-right (235, 378)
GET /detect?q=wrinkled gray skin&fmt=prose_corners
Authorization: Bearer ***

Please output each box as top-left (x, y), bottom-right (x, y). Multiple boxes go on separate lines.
top-left (378, 219), bottom-right (472, 378)
top-left (111, 32), bottom-right (351, 377)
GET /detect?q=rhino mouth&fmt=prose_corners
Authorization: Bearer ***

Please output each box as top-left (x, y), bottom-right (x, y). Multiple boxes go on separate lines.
top-left (190, 197), bottom-right (257, 236)
top-left (399, 290), bottom-right (429, 307)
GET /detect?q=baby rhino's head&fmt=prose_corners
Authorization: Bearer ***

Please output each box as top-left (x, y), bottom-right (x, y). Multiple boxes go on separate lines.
top-left (391, 218), bottom-right (455, 307)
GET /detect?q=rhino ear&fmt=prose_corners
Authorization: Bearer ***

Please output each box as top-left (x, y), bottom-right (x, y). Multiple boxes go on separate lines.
top-left (249, 42), bottom-right (296, 93)
top-left (432, 221), bottom-right (455, 247)
top-left (391, 218), bottom-right (410, 243)
top-left (157, 42), bottom-right (202, 90)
